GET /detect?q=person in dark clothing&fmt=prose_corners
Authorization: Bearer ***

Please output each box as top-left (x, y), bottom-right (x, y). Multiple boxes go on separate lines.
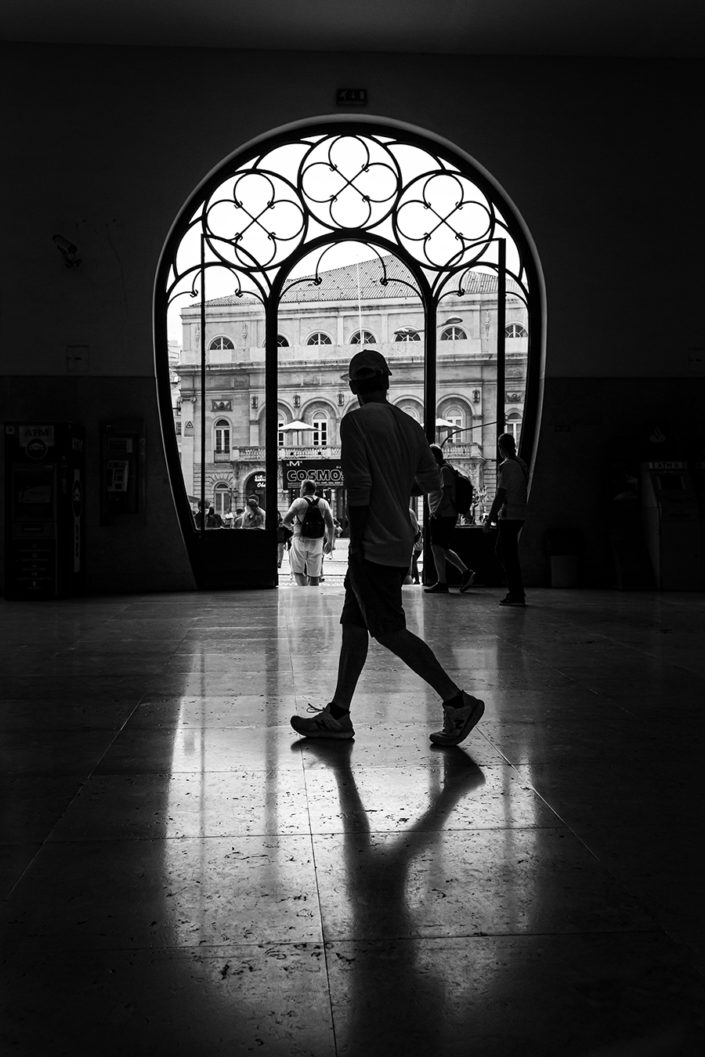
top-left (289, 349), bottom-right (485, 747)
top-left (484, 432), bottom-right (529, 606)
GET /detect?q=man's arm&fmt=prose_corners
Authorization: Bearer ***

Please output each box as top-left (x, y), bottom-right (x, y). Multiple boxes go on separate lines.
top-left (485, 487), bottom-right (507, 528)
top-left (346, 504), bottom-right (370, 557)
top-left (282, 500), bottom-right (300, 529)
top-left (323, 502), bottom-right (336, 554)
top-left (340, 414), bottom-right (371, 557)
top-left (414, 437), bottom-right (442, 496)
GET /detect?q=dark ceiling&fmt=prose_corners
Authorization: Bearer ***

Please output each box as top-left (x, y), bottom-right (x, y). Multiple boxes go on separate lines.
top-left (2, 0), bottom-right (705, 56)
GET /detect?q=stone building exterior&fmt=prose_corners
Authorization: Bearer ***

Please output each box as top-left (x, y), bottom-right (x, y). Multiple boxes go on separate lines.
top-left (176, 255), bottom-right (528, 523)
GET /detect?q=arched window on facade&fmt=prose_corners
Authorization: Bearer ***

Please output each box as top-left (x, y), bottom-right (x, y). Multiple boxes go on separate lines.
top-left (213, 482), bottom-right (231, 518)
top-left (395, 399), bottom-right (423, 423)
top-left (209, 336), bottom-right (234, 351)
top-left (350, 330), bottom-right (376, 345)
top-left (307, 332), bottom-right (332, 346)
top-left (394, 328), bottom-right (421, 342)
top-left (505, 323), bottom-right (528, 338)
top-left (214, 419), bottom-right (231, 456)
top-left (505, 412), bottom-right (522, 445)
top-left (277, 335), bottom-right (289, 347)
top-left (440, 326), bottom-right (467, 341)
top-left (312, 417), bottom-right (328, 448)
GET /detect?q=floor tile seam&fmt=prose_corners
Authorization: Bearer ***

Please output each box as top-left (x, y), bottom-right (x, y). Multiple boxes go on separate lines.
top-left (20, 703), bottom-right (156, 862)
top-left (92, 768), bottom-right (306, 776)
top-left (0, 939), bottom-right (330, 958)
top-left (40, 827), bottom-right (566, 845)
top-left (3, 772), bottom-right (94, 900)
top-left (305, 822), bottom-right (572, 837)
top-left (299, 762), bottom-right (341, 1048)
top-left (0, 923), bottom-right (664, 953)
top-left (111, 724), bottom-right (307, 731)
top-left (42, 832), bottom-right (318, 845)
top-left (71, 767), bottom-right (307, 778)
top-left (318, 924), bottom-right (663, 944)
top-left (511, 796), bottom-right (694, 938)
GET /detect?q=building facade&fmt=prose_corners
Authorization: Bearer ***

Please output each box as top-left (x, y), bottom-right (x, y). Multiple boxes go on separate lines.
top-left (176, 255), bottom-right (528, 524)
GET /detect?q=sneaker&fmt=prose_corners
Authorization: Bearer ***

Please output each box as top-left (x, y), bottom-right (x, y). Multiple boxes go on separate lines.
top-left (459, 568), bottom-right (477, 593)
top-left (430, 692), bottom-right (485, 747)
top-left (499, 594), bottom-right (526, 607)
top-left (290, 704), bottom-right (355, 740)
top-left (424, 582), bottom-right (449, 594)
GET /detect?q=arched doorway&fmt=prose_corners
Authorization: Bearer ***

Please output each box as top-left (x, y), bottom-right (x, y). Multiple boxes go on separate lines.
top-left (155, 118), bottom-right (543, 589)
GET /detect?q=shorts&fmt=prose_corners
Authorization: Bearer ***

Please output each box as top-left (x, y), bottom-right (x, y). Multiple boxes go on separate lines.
top-left (340, 554), bottom-right (408, 640)
top-left (289, 536), bottom-right (324, 578)
top-left (429, 514), bottom-right (457, 549)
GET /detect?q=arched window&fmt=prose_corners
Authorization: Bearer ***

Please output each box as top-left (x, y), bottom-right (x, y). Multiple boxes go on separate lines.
top-left (350, 330), bottom-right (377, 345)
top-left (214, 419), bottom-right (230, 455)
top-left (395, 399), bottom-right (423, 423)
top-left (209, 336), bottom-right (234, 351)
top-left (505, 323), bottom-right (528, 338)
top-left (312, 418), bottom-right (328, 447)
top-left (505, 413), bottom-right (522, 445)
top-left (277, 335), bottom-right (289, 347)
top-left (213, 482), bottom-right (231, 518)
top-left (307, 332), bottom-right (332, 346)
top-left (160, 122), bottom-right (542, 589)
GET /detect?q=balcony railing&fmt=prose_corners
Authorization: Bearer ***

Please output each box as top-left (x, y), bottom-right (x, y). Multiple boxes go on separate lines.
top-left (226, 444), bottom-right (481, 461)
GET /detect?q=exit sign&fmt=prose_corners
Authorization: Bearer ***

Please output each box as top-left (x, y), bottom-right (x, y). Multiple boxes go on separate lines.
top-left (336, 88), bottom-right (367, 107)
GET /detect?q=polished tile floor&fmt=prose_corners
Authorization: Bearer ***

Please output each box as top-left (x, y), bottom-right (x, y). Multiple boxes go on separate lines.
top-left (1, 585), bottom-right (704, 1056)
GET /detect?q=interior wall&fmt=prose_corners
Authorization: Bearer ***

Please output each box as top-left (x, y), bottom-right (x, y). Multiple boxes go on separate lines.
top-left (2, 43), bottom-right (703, 592)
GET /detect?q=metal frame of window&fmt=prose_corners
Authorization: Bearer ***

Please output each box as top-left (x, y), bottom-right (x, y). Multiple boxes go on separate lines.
top-left (209, 336), bottom-right (234, 350)
top-left (440, 326), bottom-right (467, 341)
top-left (156, 118), bottom-right (543, 588)
top-left (350, 329), bottom-right (377, 345)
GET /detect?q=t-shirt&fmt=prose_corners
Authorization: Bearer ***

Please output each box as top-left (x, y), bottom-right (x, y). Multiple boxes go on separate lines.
top-left (427, 462), bottom-right (457, 518)
top-left (341, 402), bottom-right (440, 567)
top-left (497, 457), bottom-right (528, 519)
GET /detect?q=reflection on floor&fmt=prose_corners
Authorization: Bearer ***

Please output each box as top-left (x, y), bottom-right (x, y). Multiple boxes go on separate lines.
top-left (1, 587), bottom-right (704, 1055)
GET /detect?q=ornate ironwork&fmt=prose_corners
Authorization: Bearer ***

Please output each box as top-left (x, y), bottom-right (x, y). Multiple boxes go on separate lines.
top-left (165, 130), bottom-right (531, 312)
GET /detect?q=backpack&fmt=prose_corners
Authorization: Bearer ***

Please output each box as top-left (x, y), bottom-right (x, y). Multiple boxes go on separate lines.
top-left (450, 466), bottom-right (474, 515)
top-left (299, 496), bottom-right (325, 539)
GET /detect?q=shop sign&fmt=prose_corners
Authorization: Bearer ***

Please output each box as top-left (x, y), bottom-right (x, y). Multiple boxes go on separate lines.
top-left (283, 460), bottom-right (344, 489)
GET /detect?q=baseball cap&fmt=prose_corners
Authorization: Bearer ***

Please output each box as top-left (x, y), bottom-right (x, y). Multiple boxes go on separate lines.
top-left (348, 349), bottom-right (392, 381)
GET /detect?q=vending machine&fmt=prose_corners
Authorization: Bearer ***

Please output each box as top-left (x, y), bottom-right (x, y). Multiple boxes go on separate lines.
top-left (640, 460), bottom-right (700, 590)
top-left (3, 423), bottom-right (85, 599)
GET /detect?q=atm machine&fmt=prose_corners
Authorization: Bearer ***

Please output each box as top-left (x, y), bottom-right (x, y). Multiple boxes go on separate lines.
top-left (640, 460), bottom-right (700, 590)
top-left (4, 423), bottom-right (85, 599)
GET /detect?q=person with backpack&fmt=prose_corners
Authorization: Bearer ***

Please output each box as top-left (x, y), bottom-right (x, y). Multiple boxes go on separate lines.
top-left (283, 478), bottom-right (336, 586)
top-left (424, 443), bottom-right (476, 594)
top-left (484, 432), bottom-right (529, 606)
